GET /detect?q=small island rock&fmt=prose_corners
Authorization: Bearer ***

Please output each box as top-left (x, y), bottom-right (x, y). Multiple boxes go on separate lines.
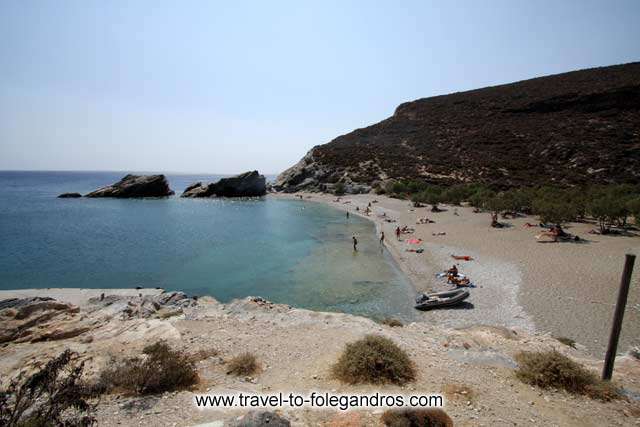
top-left (85, 174), bottom-right (174, 198)
top-left (57, 192), bottom-right (82, 198)
top-left (181, 171), bottom-right (266, 198)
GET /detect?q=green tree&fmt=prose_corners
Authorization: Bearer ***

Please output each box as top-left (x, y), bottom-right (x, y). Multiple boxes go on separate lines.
top-left (532, 198), bottom-right (577, 225)
top-left (627, 197), bottom-right (640, 226)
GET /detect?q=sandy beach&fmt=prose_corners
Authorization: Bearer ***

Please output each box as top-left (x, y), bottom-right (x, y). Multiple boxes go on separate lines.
top-left (275, 192), bottom-right (640, 357)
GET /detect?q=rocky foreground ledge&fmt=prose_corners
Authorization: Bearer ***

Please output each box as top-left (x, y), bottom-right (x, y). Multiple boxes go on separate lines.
top-left (0, 289), bottom-right (638, 426)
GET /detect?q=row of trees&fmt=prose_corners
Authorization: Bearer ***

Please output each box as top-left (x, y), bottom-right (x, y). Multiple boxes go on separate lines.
top-left (382, 181), bottom-right (640, 233)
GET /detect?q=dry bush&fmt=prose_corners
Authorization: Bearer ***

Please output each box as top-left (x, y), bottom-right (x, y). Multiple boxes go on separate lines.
top-left (332, 335), bottom-right (415, 385)
top-left (515, 350), bottom-right (620, 401)
top-left (381, 409), bottom-right (453, 427)
top-left (226, 353), bottom-right (259, 376)
top-left (554, 336), bottom-right (576, 349)
top-left (0, 350), bottom-right (102, 427)
top-left (442, 383), bottom-right (475, 402)
top-left (380, 318), bottom-right (403, 327)
top-left (99, 340), bottom-right (198, 395)
top-left (189, 348), bottom-right (219, 363)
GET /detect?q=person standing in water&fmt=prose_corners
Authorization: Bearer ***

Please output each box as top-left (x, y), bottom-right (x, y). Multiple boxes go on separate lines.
top-left (380, 231), bottom-right (385, 245)
top-left (346, 211), bottom-right (349, 219)
top-left (352, 235), bottom-right (358, 251)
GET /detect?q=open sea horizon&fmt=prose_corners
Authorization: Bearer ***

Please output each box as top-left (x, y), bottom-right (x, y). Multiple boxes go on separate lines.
top-left (0, 171), bottom-right (417, 321)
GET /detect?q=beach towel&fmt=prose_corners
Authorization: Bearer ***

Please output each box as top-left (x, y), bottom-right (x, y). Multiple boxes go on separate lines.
top-left (436, 272), bottom-right (466, 279)
top-left (406, 238), bottom-right (422, 244)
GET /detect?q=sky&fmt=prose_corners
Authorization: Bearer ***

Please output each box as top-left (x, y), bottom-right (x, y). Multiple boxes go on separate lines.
top-left (1, 1), bottom-right (639, 174)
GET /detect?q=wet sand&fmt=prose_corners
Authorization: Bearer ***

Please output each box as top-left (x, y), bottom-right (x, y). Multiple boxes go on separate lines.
top-left (275, 192), bottom-right (640, 357)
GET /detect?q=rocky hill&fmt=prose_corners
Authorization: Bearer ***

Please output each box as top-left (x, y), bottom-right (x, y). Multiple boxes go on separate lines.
top-left (275, 62), bottom-right (640, 193)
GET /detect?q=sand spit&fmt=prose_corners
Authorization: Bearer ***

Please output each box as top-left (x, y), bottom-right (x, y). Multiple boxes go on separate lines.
top-left (274, 193), bottom-right (640, 357)
top-left (0, 290), bottom-right (639, 426)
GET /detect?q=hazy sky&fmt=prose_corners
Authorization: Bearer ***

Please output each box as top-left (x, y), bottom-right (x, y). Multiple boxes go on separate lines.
top-left (1, 1), bottom-right (639, 174)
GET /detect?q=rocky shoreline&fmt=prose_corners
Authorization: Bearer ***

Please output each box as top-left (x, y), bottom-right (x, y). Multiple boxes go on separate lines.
top-left (0, 288), bottom-right (638, 426)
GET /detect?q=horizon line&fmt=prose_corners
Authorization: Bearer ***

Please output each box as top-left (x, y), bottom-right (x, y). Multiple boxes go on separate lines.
top-left (0, 168), bottom-right (280, 176)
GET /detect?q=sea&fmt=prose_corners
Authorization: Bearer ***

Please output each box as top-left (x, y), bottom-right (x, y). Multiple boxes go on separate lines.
top-left (0, 171), bottom-right (417, 321)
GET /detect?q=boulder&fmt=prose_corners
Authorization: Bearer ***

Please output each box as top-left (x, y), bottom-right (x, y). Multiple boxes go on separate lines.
top-left (227, 411), bottom-right (290, 427)
top-left (182, 171), bottom-right (266, 198)
top-left (57, 192), bottom-right (82, 198)
top-left (181, 182), bottom-right (216, 198)
top-left (85, 174), bottom-right (174, 198)
top-left (0, 297), bottom-right (82, 344)
top-left (212, 171), bottom-right (266, 197)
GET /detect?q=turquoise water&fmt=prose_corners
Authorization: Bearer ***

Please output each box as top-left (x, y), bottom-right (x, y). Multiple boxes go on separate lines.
top-left (0, 171), bottom-right (416, 321)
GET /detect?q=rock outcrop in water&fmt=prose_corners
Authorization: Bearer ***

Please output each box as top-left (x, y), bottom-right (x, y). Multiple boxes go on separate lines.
top-left (57, 192), bottom-right (82, 198)
top-left (181, 171), bottom-right (267, 198)
top-left (85, 174), bottom-right (174, 198)
top-left (275, 62), bottom-right (640, 192)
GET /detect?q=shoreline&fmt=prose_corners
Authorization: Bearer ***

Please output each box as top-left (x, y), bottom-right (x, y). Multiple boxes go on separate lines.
top-left (273, 192), bottom-right (535, 333)
top-left (273, 192), bottom-right (640, 357)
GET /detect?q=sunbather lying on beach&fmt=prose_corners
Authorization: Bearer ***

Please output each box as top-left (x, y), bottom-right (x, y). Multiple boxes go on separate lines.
top-left (491, 213), bottom-right (505, 228)
top-left (405, 248), bottom-right (424, 253)
top-left (451, 255), bottom-right (474, 261)
top-left (416, 217), bottom-right (434, 224)
top-left (447, 273), bottom-right (471, 286)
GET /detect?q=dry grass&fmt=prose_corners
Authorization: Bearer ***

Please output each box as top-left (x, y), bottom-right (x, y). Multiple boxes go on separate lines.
top-left (515, 350), bottom-right (620, 401)
top-left (189, 348), bottom-right (219, 363)
top-left (99, 340), bottom-right (199, 395)
top-left (381, 409), bottom-right (453, 427)
top-left (442, 383), bottom-right (475, 402)
top-left (332, 335), bottom-right (415, 385)
top-left (380, 318), bottom-right (404, 327)
top-left (226, 353), bottom-right (259, 376)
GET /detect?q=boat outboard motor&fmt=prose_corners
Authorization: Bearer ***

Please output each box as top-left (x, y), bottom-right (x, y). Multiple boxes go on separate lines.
top-left (415, 294), bottom-right (429, 304)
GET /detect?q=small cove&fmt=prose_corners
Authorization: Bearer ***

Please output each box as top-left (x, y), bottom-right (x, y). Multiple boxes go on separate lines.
top-left (0, 171), bottom-right (417, 321)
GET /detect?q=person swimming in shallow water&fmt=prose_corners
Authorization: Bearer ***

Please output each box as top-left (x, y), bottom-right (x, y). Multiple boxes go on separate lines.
top-left (352, 235), bottom-right (358, 251)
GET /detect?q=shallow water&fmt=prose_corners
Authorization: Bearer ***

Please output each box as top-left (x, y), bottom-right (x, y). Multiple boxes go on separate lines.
top-left (0, 171), bottom-right (416, 321)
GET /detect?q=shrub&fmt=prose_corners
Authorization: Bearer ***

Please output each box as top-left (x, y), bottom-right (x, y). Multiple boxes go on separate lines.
top-left (99, 340), bottom-right (198, 395)
top-left (515, 351), bottom-right (620, 400)
top-left (390, 181), bottom-right (408, 195)
top-left (468, 188), bottom-right (495, 210)
top-left (332, 335), bottom-right (415, 385)
top-left (381, 409), bottom-right (453, 427)
top-left (374, 184), bottom-right (387, 195)
top-left (442, 383), bottom-right (475, 402)
top-left (629, 197), bottom-right (640, 226)
top-left (0, 349), bottom-right (102, 427)
top-left (226, 353), bottom-right (259, 376)
top-left (380, 318), bottom-right (403, 327)
top-left (532, 198), bottom-right (577, 225)
top-left (334, 182), bottom-right (346, 196)
top-left (555, 337), bottom-right (576, 349)
top-left (411, 187), bottom-right (442, 208)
